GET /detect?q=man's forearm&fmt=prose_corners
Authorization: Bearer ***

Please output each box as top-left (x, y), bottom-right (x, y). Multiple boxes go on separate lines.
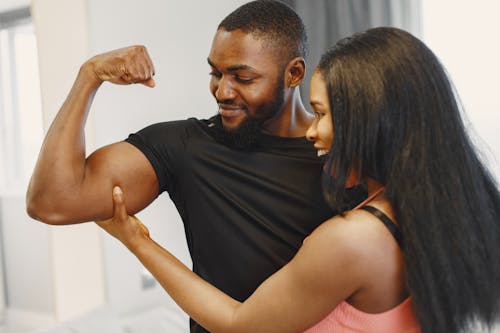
top-left (27, 64), bottom-right (101, 224)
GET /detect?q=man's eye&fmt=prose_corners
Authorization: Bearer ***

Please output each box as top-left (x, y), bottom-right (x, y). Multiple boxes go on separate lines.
top-left (234, 75), bottom-right (253, 84)
top-left (209, 71), bottom-right (222, 78)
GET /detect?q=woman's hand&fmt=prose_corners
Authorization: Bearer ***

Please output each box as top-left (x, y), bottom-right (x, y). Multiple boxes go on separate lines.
top-left (96, 186), bottom-right (150, 250)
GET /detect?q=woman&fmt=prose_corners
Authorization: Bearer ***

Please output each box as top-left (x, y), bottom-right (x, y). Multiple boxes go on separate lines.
top-left (97, 27), bottom-right (500, 332)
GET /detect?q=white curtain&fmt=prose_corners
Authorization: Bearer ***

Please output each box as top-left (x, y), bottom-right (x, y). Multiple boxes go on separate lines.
top-left (286, 0), bottom-right (422, 107)
top-left (0, 202), bottom-right (4, 324)
top-left (0, 6), bottom-right (33, 324)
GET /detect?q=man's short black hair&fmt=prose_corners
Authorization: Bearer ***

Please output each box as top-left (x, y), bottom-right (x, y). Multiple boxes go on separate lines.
top-left (218, 0), bottom-right (308, 61)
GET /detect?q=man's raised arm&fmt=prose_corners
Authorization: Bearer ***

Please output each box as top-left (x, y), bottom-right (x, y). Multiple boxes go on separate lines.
top-left (27, 46), bottom-right (159, 225)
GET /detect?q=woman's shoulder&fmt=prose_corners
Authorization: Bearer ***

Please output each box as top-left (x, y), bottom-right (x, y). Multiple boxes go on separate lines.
top-left (300, 201), bottom-right (406, 310)
top-left (312, 201), bottom-right (397, 250)
top-left (303, 200), bottom-right (402, 280)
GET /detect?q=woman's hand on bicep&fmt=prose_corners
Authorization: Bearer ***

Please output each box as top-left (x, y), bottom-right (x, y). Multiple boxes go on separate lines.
top-left (96, 186), bottom-right (150, 250)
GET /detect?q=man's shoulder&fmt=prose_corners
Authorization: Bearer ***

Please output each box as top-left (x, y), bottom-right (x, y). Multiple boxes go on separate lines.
top-left (124, 117), bottom-right (217, 154)
top-left (148, 116), bottom-right (208, 128)
top-left (135, 116), bottom-right (215, 136)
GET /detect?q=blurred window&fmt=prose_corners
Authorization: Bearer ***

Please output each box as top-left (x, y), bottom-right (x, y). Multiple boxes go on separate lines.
top-left (0, 7), bottom-right (43, 195)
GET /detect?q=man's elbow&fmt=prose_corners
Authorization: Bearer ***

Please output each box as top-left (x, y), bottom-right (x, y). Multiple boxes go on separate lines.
top-left (26, 202), bottom-right (62, 225)
top-left (26, 192), bottom-right (74, 225)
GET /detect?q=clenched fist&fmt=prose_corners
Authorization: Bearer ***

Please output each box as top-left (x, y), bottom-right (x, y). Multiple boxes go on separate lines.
top-left (83, 45), bottom-right (156, 87)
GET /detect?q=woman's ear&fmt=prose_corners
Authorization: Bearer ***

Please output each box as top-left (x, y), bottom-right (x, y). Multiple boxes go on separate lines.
top-left (285, 57), bottom-right (306, 88)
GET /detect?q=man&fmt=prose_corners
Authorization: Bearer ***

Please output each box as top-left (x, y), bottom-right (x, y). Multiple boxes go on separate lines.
top-left (27, 1), bottom-right (336, 332)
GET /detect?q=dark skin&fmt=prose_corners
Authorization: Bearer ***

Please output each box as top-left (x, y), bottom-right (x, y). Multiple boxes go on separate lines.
top-left (26, 29), bottom-right (313, 225)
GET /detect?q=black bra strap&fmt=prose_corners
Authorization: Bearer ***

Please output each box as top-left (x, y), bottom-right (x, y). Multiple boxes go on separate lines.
top-left (359, 205), bottom-right (403, 248)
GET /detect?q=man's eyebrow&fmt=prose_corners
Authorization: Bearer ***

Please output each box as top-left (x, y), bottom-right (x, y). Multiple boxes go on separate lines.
top-left (226, 64), bottom-right (256, 72)
top-left (207, 58), bottom-right (216, 68)
top-left (207, 58), bottom-right (256, 72)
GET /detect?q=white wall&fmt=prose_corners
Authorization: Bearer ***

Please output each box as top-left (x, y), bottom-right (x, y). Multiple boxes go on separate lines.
top-left (0, 196), bottom-right (53, 316)
top-left (422, 1), bottom-right (500, 182)
top-left (0, 203), bottom-right (5, 323)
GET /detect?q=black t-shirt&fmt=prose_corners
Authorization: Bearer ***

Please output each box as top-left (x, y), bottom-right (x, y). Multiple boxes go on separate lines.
top-left (126, 117), bottom-right (335, 333)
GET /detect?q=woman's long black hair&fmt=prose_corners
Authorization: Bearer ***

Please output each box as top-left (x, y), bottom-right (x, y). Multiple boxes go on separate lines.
top-left (319, 27), bottom-right (500, 332)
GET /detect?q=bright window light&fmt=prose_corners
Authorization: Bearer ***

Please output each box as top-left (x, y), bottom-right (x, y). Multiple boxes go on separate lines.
top-left (0, 13), bottom-right (43, 195)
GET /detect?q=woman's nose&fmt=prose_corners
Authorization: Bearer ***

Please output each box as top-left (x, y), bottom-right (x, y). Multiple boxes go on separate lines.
top-left (306, 122), bottom-right (317, 142)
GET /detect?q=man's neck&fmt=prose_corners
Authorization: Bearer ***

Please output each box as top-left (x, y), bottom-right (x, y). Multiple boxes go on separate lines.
top-left (261, 89), bottom-right (314, 137)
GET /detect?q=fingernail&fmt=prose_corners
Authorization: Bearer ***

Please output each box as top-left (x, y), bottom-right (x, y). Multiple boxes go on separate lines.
top-left (113, 186), bottom-right (122, 195)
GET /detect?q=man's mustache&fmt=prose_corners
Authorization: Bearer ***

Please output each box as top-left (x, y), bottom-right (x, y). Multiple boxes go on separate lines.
top-left (217, 100), bottom-right (247, 110)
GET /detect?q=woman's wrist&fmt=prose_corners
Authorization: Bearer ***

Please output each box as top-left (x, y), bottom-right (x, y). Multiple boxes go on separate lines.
top-left (125, 233), bottom-right (152, 253)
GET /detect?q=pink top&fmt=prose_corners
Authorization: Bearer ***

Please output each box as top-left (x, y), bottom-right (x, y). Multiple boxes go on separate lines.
top-left (303, 187), bottom-right (421, 332)
top-left (303, 297), bottom-right (421, 333)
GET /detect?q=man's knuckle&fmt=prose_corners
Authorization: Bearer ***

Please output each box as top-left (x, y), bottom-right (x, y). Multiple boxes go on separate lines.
top-left (130, 45), bottom-right (145, 54)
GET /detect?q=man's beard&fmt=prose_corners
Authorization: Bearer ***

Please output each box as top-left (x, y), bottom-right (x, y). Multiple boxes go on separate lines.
top-left (212, 114), bottom-right (261, 150)
top-left (212, 79), bottom-right (285, 150)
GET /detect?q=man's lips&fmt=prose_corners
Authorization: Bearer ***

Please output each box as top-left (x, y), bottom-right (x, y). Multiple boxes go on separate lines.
top-left (218, 104), bottom-right (246, 118)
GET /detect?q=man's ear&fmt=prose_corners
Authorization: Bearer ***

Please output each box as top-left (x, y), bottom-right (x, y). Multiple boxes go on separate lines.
top-left (284, 57), bottom-right (306, 88)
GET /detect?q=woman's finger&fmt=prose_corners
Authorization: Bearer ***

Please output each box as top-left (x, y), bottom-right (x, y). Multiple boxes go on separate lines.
top-left (112, 186), bottom-right (129, 222)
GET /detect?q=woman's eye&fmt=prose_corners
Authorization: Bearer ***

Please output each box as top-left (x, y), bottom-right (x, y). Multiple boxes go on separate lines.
top-left (314, 112), bottom-right (325, 119)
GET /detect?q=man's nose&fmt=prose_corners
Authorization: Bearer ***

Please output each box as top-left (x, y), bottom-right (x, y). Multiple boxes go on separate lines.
top-left (215, 77), bottom-right (236, 101)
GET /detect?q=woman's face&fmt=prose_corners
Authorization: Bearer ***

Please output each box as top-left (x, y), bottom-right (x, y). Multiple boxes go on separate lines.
top-left (306, 71), bottom-right (333, 156)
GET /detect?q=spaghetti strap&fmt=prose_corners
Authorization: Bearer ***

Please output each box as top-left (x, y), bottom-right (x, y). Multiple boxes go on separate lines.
top-left (359, 205), bottom-right (403, 248)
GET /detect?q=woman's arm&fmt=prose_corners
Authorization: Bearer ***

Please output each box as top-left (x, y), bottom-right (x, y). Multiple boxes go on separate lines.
top-left (97, 187), bottom-right (366, 333)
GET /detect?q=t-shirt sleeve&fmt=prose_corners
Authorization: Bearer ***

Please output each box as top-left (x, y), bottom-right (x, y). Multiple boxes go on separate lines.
top-left (124, 120), bottom-right (191, 195)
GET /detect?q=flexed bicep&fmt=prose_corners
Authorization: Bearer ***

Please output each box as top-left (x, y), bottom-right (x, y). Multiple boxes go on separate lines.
top-left (28, 141), bottom-right (158, 225)
top-left (26, 45), bottom-right (159, 225)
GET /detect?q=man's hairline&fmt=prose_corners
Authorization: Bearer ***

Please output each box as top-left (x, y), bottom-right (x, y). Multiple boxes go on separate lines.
top-left (213, 27), bottom-right (302, 73)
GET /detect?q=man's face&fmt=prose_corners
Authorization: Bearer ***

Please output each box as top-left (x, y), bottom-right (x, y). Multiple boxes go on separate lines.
top-left (208, 29), bottom-right (286, 132)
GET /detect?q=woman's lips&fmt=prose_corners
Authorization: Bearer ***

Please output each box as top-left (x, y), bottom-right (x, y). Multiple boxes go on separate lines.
top-left (317, 149), bottom-right (329, 157)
